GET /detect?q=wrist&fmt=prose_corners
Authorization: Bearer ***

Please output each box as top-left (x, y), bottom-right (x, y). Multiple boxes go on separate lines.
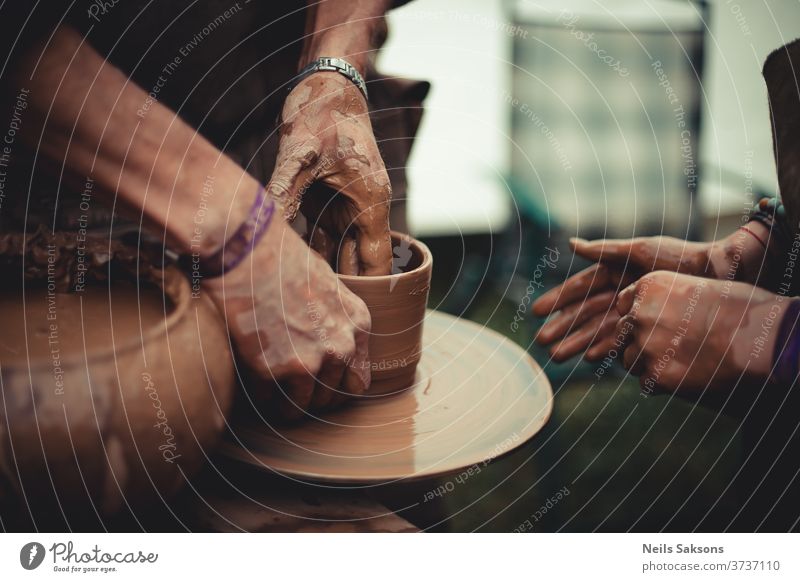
top-left (300, 0), bottom-right (393, 76)
top-left (291, 59), bottom-right (369, 102)
top-left (708, 222), bottom-right (770, 283)
top-left (735, 296), bottom-right (795, 380)
top-left (124, 110), bottom-right (260, 258)
top-left (202, 205), bottom-right (285, 292)
top-left (771, 299), bottom-right (800, 385)
top-left (169, 162), bottom-right (260, 261)
top-left (303, 34), bottom-right (370, 77)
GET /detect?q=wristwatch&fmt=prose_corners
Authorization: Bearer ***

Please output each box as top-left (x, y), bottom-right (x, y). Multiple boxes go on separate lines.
top-left (290, 57), bottom-right (369, 100)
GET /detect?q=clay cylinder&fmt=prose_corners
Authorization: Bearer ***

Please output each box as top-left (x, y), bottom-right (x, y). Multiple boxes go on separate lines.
top-left (338, 232), bottom-right (432, 396)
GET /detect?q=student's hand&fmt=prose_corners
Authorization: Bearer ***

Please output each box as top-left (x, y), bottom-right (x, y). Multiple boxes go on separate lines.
top-left (614, 271), bottom-right (786, 393)
top-left (532, 225), bottom-right (771, 362)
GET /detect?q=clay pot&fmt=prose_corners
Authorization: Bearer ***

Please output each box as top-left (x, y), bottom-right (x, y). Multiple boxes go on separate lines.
top-left (0, 264), bottom-right (234, 522)
top-left (338, 232), bottom-right (432, 396)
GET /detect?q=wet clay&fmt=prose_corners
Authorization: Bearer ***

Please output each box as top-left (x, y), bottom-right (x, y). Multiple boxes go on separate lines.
top-left (338, 232), bottom-right (432, 396)
top-left (222, 311), bottom-right (553, 483)
top-left (0, 284), bottom-right (171, 362)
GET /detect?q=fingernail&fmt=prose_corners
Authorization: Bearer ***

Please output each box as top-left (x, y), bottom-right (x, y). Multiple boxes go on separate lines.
top-left (570, 237), bottom-right (587, 246)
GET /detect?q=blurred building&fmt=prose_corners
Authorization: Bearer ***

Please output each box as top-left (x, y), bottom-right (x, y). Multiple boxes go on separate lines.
top-left (509, 0), bottom-right (704, 239)
top-left (382, 0), bottom-right (800, 241)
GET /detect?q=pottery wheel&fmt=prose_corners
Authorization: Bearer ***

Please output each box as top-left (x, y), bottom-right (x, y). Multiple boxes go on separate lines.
top-left (220, 311), bottom-right (554, 484)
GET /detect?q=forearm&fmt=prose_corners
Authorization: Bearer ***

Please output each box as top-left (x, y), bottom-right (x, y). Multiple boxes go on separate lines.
top-left (300, 0), bottom-right (394, 75)
top-left (12, 26), bottom-right (258, 257)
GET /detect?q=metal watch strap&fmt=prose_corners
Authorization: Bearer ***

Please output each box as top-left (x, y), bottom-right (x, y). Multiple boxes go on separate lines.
top-left (291, 57), bottom-right (368, 100)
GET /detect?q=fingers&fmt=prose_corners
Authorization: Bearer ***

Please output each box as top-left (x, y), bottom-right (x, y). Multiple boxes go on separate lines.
top-left (574, 236), bottom-right (712, 277)
top-left (586, 311), bottom-right (636, 361)
top-left (549, 311), bottom-right (620, 362)
top-left (347, 188), bottom-right (393, 277)
top-left (342, 363), bottom-right (369, 396)
top-left (280, 333), bottom-right (365, 416)
top-left (533, 263), bottom-right (628, 317)
top-left (266, 143), bottom-right (318, 223)
top-left (311, 357), bottom-right (346, 409)
top-left (337, 237), bottom-right (360, 276)
top-left (613, 340), bottom-right (686, 392)
top-left (305, 174), bottom-right (393, 276)
top-left (326, 156), bottom-right (392, 276)
top-left (622, 344), bottom-right (644, 375)
top-left (570, 237), bottom-right (639, 262)
top-left (308, 225), bottom-right (337, 267)
top-left (343, 303), bottom-right (371, 396)
top-left (535, 290), bottom-right (617, 345)
top-left (571, 237), bottom-right (659, 270)
top-left (279, 375), bottom-right (314, 420)
top-left (310, 297), bottom-right (370, 408)
top-left (616, 281), bottom-right (638, 315)
top-left (585, 335), bottom-right (618, 361)
top-left (532, 264), bottom-right (605, 316)
top-left (354, 219), bottom-right (392, 277)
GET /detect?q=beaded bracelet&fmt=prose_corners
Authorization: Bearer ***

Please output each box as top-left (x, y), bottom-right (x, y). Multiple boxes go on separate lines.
top-left (755, 192), bottom-right (787, 218)
top-left (772, 300), bottom-right (800, 386)
top-left (182, 185), bottom-right (276, 278)
top-left (749, 193), bottom-right (791, 254)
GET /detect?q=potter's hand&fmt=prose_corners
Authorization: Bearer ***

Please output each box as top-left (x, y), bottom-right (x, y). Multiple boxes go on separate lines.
top-left (532, 225), bottom-right (771, 362)
top-left (204, 217), bottom-right (371, 419)
top-left (615, 271), bottom-right (785, 393)
top-left (14, 26), bottom-right (371, 419)
top-left (268, 72), bottom-right (392, 276)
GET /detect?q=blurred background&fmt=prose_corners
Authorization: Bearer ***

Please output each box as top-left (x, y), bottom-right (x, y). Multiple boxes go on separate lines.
top-left (376, 0), bottom-right (800, 531)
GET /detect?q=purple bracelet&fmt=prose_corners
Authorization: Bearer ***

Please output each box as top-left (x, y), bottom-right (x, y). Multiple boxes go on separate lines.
top-left (773, 300), bottom-right (800, 385)
top-left (186, 185), bottom-right (276, 278)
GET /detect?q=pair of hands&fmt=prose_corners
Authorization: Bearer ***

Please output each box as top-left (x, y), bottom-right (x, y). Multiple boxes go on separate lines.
top-left (533, 226), bottom-right (786, 392)
top-left (206, 73), bottom-right (392, 418)
top-left (19, 23), bottom-right (390, 419)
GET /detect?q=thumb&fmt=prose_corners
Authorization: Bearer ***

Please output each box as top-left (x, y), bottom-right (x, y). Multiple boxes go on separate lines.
top-left (265, 154), bottom-right (313, 223)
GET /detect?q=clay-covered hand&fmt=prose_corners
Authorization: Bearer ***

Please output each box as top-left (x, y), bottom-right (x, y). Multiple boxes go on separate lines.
top-left (203, 216), bottom-right (372, 419)
top-left (614, 271), bottom-right (786, 393)
top-left (532, 224), bottom-right (771, 362)
top-left (268, 71), bottom-right (393, 276)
